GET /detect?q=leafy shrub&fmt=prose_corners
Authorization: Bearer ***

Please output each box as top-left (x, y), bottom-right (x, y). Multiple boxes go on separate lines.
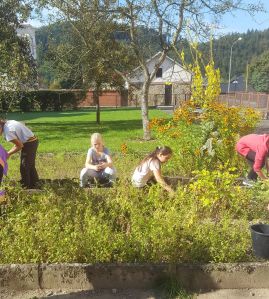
top-left (0, 171), bottom-right (262, 264)
top-left (149, 55), bottom-right (260, 176)
top-left (36, 90), bottom-right (86, 111)
top-left (0, 89), bottom-right (86, 112)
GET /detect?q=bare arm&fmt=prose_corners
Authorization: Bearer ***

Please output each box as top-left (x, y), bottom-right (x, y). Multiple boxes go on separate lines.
top-left (85, 156), bottom-right (100, 171)
top-left (153, 169), bottom-right (174, 194)
top-left (256, 170), bottom-right (267, 180)
top-left (85, 154), bottom-right (113, 171)
top-left (98, 154), bottom-right (113, 170)
top-left (256, 156), bottom-right (269, 180)
top-left (266, 158), bottom-right (269, 176)
top-left (8, 139), bottom-right (23, 157)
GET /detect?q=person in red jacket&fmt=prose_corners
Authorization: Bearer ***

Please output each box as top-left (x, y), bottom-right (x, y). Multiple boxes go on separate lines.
top-left (236, 134), bottom-right (269, 186)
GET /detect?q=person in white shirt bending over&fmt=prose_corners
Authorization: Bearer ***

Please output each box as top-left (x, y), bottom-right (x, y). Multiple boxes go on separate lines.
top-left (80, 133), bottom-right (116, 187)
top-left (0, 119), bottom-right (38, 189)
top-left (132, 146), bottom-right (174, 194)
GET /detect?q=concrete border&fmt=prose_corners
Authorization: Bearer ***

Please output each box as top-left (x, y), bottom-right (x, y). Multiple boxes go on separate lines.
top-left (1, 262), bottom-right (269, 292)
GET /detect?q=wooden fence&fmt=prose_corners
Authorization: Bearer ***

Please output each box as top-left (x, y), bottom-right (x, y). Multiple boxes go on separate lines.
top-left (218, 92), bottom-right (269, 119)
top-left (129, 91), bottom-right (269, 118)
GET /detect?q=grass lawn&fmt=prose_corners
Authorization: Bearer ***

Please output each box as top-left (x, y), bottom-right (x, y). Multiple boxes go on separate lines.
top-left (3, 108), bottom-right (170, 153)
top-left (2, 108), bottom-right (171, 180)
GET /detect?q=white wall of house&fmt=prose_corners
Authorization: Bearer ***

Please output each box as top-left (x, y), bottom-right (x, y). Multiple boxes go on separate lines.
top-left (127, 53), bottom-right (192, 106)
top-left (16, 24), bottom-right (37, 60)
top-left (129, 54), bottom-right (191, 84)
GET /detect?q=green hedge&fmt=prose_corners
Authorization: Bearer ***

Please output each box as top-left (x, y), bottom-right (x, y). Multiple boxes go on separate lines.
top-left (0, 89), bottom-right (86, 112)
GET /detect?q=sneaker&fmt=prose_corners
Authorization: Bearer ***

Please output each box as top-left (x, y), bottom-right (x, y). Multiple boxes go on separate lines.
top-left (242, 178), bottom-right (254, 187)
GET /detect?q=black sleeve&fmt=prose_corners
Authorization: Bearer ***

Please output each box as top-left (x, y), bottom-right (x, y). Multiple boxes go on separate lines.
top-left (0, 164), bottom-right (4, 184)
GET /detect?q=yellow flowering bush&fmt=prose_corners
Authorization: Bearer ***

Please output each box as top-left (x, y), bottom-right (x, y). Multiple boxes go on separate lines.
top-left (150, 47), bottom-right (260, 176)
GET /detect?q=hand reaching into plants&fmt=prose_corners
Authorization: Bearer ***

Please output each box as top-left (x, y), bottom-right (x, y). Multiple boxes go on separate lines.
top-left (168, 189), bottom-right (176, 198)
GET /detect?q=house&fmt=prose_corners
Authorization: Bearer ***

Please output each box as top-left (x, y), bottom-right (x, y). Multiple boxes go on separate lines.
top-left (221, 74), bottom-right (255, 93)
top-left (127, 52), bottom-right (192, 106)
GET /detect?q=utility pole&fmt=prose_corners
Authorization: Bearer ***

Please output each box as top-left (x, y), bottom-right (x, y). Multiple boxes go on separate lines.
top-left (228, 37), bottom-right (242, 93)
top-left (245, 62), bottom-right (249, 92)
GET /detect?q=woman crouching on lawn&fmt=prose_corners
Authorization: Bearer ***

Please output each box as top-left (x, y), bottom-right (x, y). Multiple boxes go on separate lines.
top-left (80, 133), bottom-right (116, 187)
top-left (131, 146), bottom-right (174, 194)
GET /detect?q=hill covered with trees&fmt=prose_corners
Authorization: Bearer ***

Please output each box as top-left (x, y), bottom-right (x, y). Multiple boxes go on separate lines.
top-left (36, 23), bottom-right (269, 88)
top-left (204, 29), bottom-right (269, 81)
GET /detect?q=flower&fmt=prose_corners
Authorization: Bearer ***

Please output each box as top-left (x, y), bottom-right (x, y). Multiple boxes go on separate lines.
top-left (120, 143), bottom-right (128, 155)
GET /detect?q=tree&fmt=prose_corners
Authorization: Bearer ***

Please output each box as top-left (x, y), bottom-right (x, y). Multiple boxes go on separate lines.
top-left (116, 0), bottom-right (264, 139)
top-left (35, 0), bottom-right (263, 135)
top-left (36, 0), bottom-right (135, 123)
top-left (249, 50), bottom-right (269, 92)
top-left (0, 0), bottom-right (37, 111)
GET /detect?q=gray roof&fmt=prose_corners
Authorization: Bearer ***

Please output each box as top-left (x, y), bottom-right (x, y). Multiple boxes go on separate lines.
top-left (221, 75), bottom-right (255, 93)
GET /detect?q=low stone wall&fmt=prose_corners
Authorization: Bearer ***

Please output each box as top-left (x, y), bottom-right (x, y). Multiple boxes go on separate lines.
top-left (1, 263), bottom-right (269, 292)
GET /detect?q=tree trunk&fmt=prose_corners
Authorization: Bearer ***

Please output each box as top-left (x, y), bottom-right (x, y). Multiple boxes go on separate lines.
top-left (141, 82), bottom-right (151, 140)
top-left (94, 85), bottom-right (101, 124)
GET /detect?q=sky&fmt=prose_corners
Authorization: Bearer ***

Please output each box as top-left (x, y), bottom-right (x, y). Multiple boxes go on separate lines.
top-left (28, 1), bottom-right (269, 35)
top-left (218, 0), bottom-right (269, 34)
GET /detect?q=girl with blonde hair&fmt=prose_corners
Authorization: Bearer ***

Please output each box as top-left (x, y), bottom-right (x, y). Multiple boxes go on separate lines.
top-left (80, 133), bottom-right (116, 187)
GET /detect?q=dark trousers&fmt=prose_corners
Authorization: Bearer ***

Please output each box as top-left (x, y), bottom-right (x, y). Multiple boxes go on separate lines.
top-left (83, 169), bottom-right (109, 184)
top-left (245, 150), bottom-right (265, 181)
top-left (0, 164), bottom-right (4, 196)
top-left (20, 139), bottom-right (39, 188)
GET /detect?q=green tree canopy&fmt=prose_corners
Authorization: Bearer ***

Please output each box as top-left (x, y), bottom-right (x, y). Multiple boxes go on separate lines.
top-left (0, 0), bottom-right (36, 92)
top-left (249, 50), bottom-right (269, 93)
top-left (36, 0), bottom-right (136, 122)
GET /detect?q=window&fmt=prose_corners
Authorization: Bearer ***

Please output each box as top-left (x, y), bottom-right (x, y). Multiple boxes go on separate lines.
top-left (156, 68), bottom-right (163, 78)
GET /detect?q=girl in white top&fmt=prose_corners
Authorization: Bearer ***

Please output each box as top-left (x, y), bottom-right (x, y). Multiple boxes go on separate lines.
top-left (80, 133), bottom-right (116, 187)
top-left (132, 146), bottom-right (174, 194)
top-left (0, 119), bottom-right (38, 189)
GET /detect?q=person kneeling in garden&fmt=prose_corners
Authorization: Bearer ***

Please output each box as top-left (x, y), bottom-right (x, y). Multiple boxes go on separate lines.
top-left (0, 119), bottom-right (39, 189)
top-left (131, 146), bottom-right (174, 194)
top-left (80, 133), bottom-right (116, 187)
top-left (236, 134), bottom-right (269, 187)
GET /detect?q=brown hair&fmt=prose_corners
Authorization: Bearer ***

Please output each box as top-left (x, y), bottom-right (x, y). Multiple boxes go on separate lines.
top-left (139, 146), bottom-right (172, 167)
top-left (0, 119), bottom-right (6, 128)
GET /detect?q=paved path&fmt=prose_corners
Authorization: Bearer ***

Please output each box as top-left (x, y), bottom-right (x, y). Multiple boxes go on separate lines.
top-left (8, 288), bottom-right (269, 299)
top-left (255, 119), bottom-right (269, 134)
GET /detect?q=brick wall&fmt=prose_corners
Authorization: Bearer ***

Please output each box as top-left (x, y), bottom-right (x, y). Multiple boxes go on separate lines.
top-left (79, 90), bottom-right (128, 107)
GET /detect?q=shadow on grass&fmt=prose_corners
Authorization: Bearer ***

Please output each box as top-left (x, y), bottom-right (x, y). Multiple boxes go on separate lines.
top-left (38, 178), bottom-right (78, 189)
top-left (28, 119), bottom-right (143, 141)
top-left (43, 289), bottom-right (159, 299)
top-left (4, 107), bottom-right (143, 121)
